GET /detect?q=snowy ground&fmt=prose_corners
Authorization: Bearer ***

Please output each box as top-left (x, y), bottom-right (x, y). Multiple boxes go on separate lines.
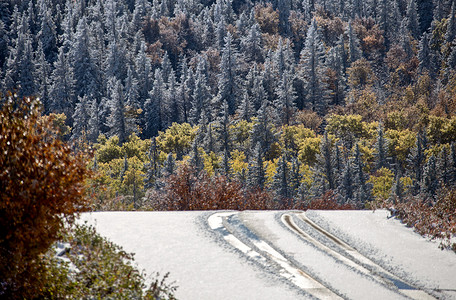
top-left (80, 210), bottom-right (456, 300)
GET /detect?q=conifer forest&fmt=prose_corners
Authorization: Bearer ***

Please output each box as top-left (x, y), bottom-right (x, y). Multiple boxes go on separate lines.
top-left (2, 0), bottom-right (456, 245)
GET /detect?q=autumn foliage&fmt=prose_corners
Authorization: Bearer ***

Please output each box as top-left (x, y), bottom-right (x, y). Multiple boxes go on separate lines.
top-left (386, 189), bottom-right (456, 251)
top-left (147, 163), bottom-right (283, 210)
top-left (0, 93), bottom-right (90, 298)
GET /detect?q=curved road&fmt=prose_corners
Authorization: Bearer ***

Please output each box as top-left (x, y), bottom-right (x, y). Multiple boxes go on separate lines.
top-left (80, 210), bottom-right (456, 299)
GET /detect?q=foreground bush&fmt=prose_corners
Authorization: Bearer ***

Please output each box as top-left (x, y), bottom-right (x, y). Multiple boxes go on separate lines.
top-left (42, 224), bottom-right (177, 299)
top-left (386, 189), bottom-right (456, 252)
top-left (0, 93), bottom-right (90, 298)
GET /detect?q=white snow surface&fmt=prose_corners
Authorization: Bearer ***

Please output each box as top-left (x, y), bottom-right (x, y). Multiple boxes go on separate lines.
top-left (80, 210), bottom-right (456, 300)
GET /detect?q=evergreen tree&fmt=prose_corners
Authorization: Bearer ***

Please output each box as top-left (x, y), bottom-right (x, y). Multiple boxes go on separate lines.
top-left (250, 100), bottom-right (276, 160)
top-left (274, 70), bottom-right (297, 125)
top-left (325, 45), bottom-right (346, 106)
top-left (107, 79), bottom-right (128, 144)
top-left (144, 70), bottom-right (165, 138)
top-left (399, 19), bottom-right (414, 58)
top-left (289, 157), bottom-right (302, 198)
top-left (161, 52), bottom-right (173, 83)
top-left (407, 131), bottom-right (426, 194)
top-left (125, 65), bottom-right (140, 109)
top-left (346, 21), bottom-right (362, 64)
top-left (273, 153), bottom-right (290, 202)
top-left (314, 132), bottom-right (336, 192)
top-left (247, 142), bottom-right (266, 189)
top-left (405, 0), bottom-right (420, 39)
top-left (418, 32), bottom-right (437, 75)
top-left (450, 142), bottom-right (456, 185)
top-left (216, 100), bottom-right (231, 156)
top-left (105, 39), bottom-right (128, 82)
top-left (417, 0), bottom-right (434, 35)
top-left (241, 23), bottom-right (263, 63)
top-left (72, 95), bottom-right (91, 141)
top-left (390, 171), bottom-right (404, 203)
top-left (299, 18), bottom-right (329, 114)
top-left (438, 146), bottom-right (450, 186)
top-left (353, 144), bottom-right (372, 207)
top-left (144, 138), bottom-right (160, 189)
top-left (166, 71), bottom-right (180, 125)
top-left (338, 159), bottom-right (355, 204)
top-left (445, 0), bottom-right (456, 43)
top-left (162, 153), bottom-right (176, 177)
top-left (215, 32), bottom-right (240, 116)
top-left (72, 16), bottom-right (100, 100)
top-left (374, 123), bottom-right (389, 170)
top-left (190, 64), bottom-right (211, 124)
top-left (190, 137), bottom-right (204, 172)
top-left (236, 92), bottom-right (253, 122)
top-left (49, 46), bottom-right (75, 118)
top-left (135, 41), bottom-right (153, 106)
top-left (420, 154), bottom-right (438, 199)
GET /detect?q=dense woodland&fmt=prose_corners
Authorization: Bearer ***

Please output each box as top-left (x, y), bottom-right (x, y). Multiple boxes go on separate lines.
top-left (2, 0), bottom-right (456, 296)
top-left (2, 0), bottom-right (456, 215)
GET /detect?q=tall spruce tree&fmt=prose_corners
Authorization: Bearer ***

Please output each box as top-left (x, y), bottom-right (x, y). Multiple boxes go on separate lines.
top-left (299, 18), bottom-right (329, 114)
top-left (215, 32), bottom-right (240, 116)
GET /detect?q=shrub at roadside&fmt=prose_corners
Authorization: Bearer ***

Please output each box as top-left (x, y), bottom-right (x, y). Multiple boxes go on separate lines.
top-left (386, 189), bottom-right (456, 252)
top-left (42, 224), bottom-right (177, 299)
top-left (0, 93), bottom-right (90, 298)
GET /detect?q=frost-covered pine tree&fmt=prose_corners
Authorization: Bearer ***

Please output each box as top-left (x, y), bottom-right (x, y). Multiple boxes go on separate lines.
top-left (236, 92), bottom-right (253, 122)
top-left (353, 144), bottom-right (372, 207)
top-left (144, 70), bottom-right (166, 138)
top-left (189, 137), bottom-right (204, 172)
top-left (420, 154), bottom-right (438, 199)
top-left (49, 46), bottom-right (75, 118)
top-left (241, 23), bottom-right (264, 63)
top-left (251, 100), bottom-right (276, 160)
top-left (407, 130), bottom-right (426, 194)
top-left (247, 142), bottom-right (266, 189)
top-left (273, 152), bottom-right (290, 202)
top-left (313, 132), bottom-right (336, 193)
top-left (299, 18), bottom-right (329, 114)
top-left (190, 63), bottom-right (211, 124)
top-left (135, 41), bottom-right (153, 105)
top-left (374, 122), bottom-right (389, 170)
top-left (274, 70), bottom-right (297, 125)
top-left (107, 79), bottom-right (128, 144)
top-left (405, 0), bottom-right (420, 39)
top-left (338, 159), bottom-right (355, 204)
top-left (166, 71), bottom-right (180, 125)
top-left (37, 1), bottom-right (57, 63)
top-left (72, 16), bottom-right (100, 100)
top-left (144, 138), bottom-right (160, 189)
top-left (445, 0), bottom-right (456, 43)
top-left (215, 32), bottom-right (240, 116)
top-left (346, 21), bottom-right (362, 64)
top-left (72, 95), bottom-right (91, 140)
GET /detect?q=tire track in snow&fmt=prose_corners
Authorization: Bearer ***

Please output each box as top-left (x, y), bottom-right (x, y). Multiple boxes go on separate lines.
top-left (208, 212), bottom-right (342, 300)
top-left (282, 212), bottom-right (436, 300)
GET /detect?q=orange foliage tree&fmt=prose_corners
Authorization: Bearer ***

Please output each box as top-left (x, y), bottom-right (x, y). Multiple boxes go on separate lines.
top-left (0, 93), bottom-right (90, 298)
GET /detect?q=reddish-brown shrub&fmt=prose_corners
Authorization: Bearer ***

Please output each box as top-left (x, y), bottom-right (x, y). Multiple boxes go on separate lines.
top-left (306, 191), bottom-right (356, 210)
top-left (0, 93), bottom-right (90, 298)
top-left (385, 189), bottom-right (456, 251)
top-left (146, 164), bottom-right (278, 210)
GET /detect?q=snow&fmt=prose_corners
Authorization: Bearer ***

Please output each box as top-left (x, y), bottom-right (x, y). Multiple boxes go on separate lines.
top-left (80, 210), bottom-right (456, 299)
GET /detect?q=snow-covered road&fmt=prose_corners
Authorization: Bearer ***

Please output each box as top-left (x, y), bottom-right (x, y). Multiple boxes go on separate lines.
top-left (80, 210), bottom-right (456, 299)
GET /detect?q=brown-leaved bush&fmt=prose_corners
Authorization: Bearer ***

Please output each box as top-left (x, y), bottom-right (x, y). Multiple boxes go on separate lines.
top-left (0, 93), bottom-right (90, 298)
top-left (386, 189), bottom-right (456, 251)
top-left (147, 164), bottom-right (281, 210)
